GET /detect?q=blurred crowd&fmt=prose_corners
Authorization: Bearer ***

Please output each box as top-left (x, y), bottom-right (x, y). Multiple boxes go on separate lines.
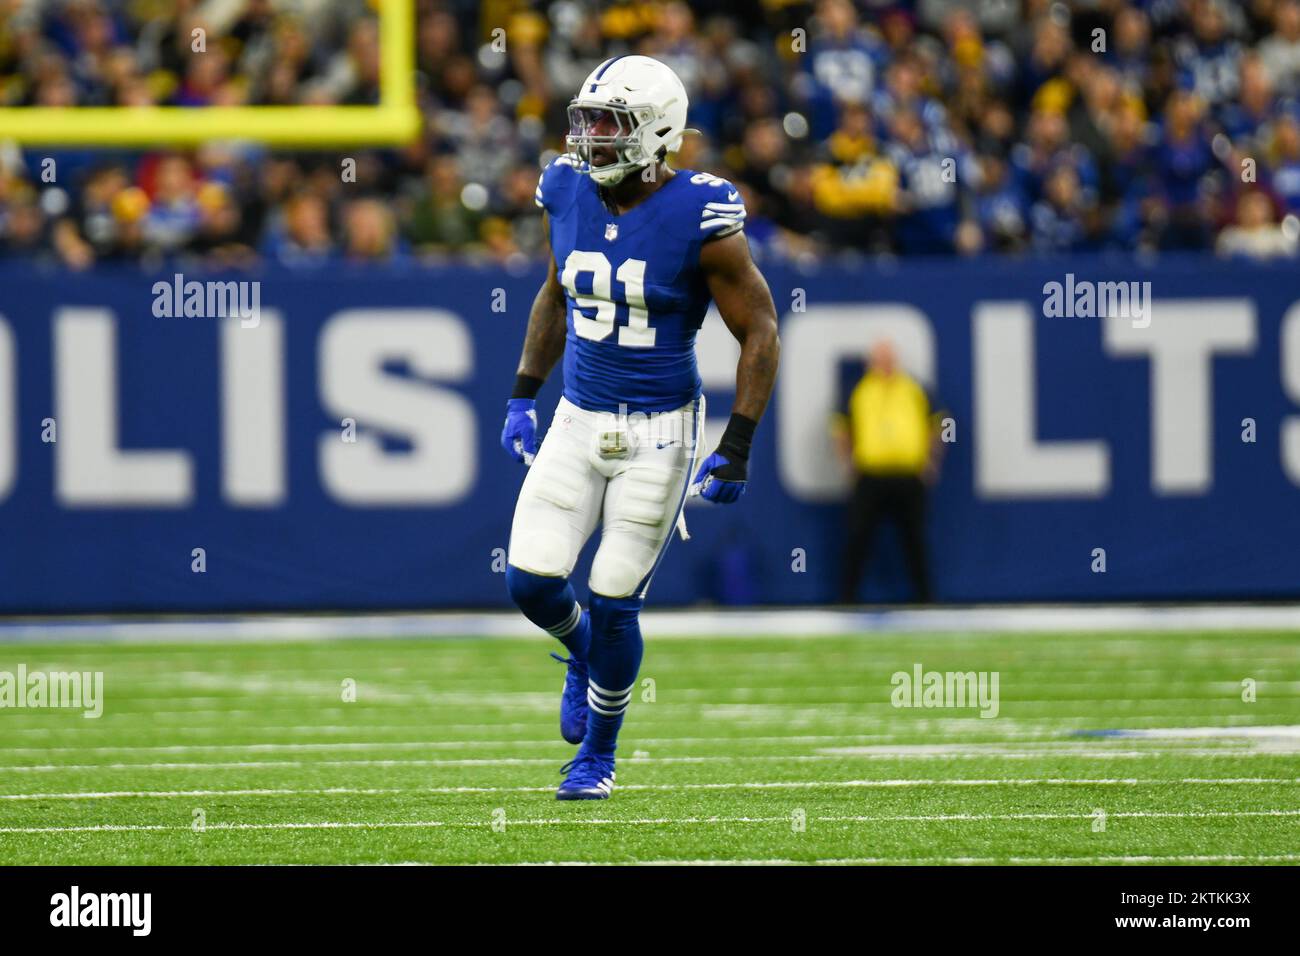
top-left (2, 0), bottom-right (1300, 270)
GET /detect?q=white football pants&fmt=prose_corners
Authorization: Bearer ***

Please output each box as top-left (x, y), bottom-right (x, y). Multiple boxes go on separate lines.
top-left (507, 394), bottom-right (704, 599)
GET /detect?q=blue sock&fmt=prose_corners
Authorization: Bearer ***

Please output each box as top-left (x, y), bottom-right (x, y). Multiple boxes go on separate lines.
top-left (584, 592), bottom-right (644, 756)
top-left (505, 565), bottom-right (591, 660)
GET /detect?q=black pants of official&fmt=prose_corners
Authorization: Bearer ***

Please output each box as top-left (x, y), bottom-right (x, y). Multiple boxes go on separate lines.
top-left (838, 472), bottom-right (932, 604)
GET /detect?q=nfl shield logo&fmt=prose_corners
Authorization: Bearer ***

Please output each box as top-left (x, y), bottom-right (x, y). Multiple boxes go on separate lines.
top-left (605, 223), bottom-right (618, 242)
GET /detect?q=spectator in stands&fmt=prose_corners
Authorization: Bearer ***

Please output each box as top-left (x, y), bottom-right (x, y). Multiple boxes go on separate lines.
top-left (973, 153), bottom-right (1028, 252)
top-left (1259, 0), bottom-right (1300, 96)
top-left (1174, 0), bottom-right (1244, 108)
top-left (189, 182), bottom-right (256, 269)
top-left (810, 102), bottom-right (898, 250)
top-left (144, 155), bottom-right (201, 253)
top-left (342, 197), bottom-right (401, 263)
top-left (1, 187), bottom-right (46, 257)
top-left (1219, 55), bottom-right (1278, 147)
top-left (1268, 113), bottom-right (1300, 212)
top-left (406, 154), bottom-right (483, 256)
top-left (1108, 5), bottom-right (1152, 89)
top-left (1151, 90), bottom-right (1217, 250)
top-left (1216, 189), bottom-right (1298, 259)
top-left (263, 191), bottom-right (333, 267)
top-left (886, 108), bottom-right (977, 255)
top-left (801, 0), bottom-right (889, 139)
top-left (1030, 162), bottom-right (1090, 252)
top-left (1, 0), bottom-right (1299, 268)
top-left (1098, 98), bottom-right (1157, 250)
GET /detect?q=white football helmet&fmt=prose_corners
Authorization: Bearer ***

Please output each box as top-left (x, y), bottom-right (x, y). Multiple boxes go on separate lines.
top-left (566, 55), bottom-right (691, 186)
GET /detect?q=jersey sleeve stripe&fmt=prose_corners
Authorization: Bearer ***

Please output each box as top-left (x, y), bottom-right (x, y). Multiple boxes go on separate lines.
top-left (700, 217), bottom-right (745, 232)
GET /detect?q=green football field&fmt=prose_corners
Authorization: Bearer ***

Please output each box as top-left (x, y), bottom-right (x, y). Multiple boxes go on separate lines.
top-left (0, 628), bottom-right (1297, 865)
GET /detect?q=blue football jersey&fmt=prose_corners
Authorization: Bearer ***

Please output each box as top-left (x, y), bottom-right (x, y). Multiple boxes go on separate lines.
top-left (534, 155), bottom-right (745, 413)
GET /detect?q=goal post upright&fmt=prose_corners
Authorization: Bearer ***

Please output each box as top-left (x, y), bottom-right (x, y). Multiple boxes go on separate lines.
top-left (0, 0), bottom-right (420, 148)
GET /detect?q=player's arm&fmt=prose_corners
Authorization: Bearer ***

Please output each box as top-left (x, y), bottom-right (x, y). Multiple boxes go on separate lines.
top-left (691, 230), bottom-right (780, 503)
top-left (516, 222), bottom-right (567, 384)
top-left (502, 214), bottom-right (567, 465)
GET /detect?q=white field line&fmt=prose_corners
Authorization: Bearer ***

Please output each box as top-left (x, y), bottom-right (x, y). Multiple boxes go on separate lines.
top-left (1, 777), bottom-right (1297, 800)
top-left (0, 733), bottom-right (993, 749)
top-left (2, 730), bottom-right (1279, 750)
top-left (2, 729), bottom-right (1294, 761)
top-left (61, 679), bottom-right (1300, 700)
top-left (0, 733), bottom-right (1130, 757)
top-left (10, 693), bottom-right (1281, 711)
top-left (4, 705), bottom-right (1289, 728)
top-left (0, 723), bottom-right (566, 738)
top-left (72, 676), bottom-right (1300, 693)
top-left (9, 685), bottom-right (1289, 707)
top-left (489, 854), bottom-right (1300, 866)
top-left (12, 694), bottom-right (1288, 716)
top-left (15, 668), bottom-right (1297, 693)
top-left (2, 809), bottom-right (1297, 835)
top-left (1, 747), bottom-right (1295, 773)
top-left (5, 604), bottom-right (1300, 643)
top-left (0, 734), bottom-right (1266, 758)
top-left (2, 708), bottom-right (1290, 734)
top-left (0, 724), bottom-right (541, 738)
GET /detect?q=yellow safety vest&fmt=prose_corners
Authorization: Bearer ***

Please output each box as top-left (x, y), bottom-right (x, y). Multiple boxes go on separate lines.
top-left (846, 371), bottom-right (933, 474)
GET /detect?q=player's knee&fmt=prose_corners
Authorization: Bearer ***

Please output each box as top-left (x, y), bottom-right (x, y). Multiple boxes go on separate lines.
top-left (505, 564), bottom-right (567, 613)
top-left (588, 551), bottom-right (647, 599)
top-left (588, 591), bottom-right (643, 642)
top-left (508, 529), bottom-right (571, 579)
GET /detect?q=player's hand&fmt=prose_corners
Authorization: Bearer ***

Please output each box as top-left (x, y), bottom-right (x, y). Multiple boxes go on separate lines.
top-left (689, 452), bottom-right (746, 503)
top-left (501, 399), bottom-right (538, 466)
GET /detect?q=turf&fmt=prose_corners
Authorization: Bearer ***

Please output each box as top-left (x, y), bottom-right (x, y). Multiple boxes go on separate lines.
top-left (0, 629), bottom-right (1297, 865)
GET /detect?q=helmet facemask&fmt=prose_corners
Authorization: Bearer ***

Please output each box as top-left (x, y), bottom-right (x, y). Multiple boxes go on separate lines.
top-left (566, 102), bottom-right (659, 186)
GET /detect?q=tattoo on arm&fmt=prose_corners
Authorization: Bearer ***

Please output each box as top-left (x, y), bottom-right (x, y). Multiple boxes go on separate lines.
top-left (517, 253), bottom-right (568, 380)
top-left (731, 284), bottom-right (780, 421)
top-left (702, 233), bottom-right (780, 423)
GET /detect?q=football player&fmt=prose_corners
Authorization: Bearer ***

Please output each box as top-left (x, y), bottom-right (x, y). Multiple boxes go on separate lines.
top-left (500, 55), bottom-right (779, 799)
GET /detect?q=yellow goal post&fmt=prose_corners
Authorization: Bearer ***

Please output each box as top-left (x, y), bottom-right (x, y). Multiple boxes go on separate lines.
top-left (0, 0), bottom-right (419, 147)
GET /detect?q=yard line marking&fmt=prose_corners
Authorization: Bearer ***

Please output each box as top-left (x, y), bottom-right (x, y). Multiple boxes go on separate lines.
top-left (2, 777), bottom-right (1295, 800)
top-left (0, 821), bottom-right (448, 834)
top-left (96, 683), bottom-right (1300, 706)
top-left (0, 740), bottom-right (560, 757)
top-left (14, 696), bottom-right (1272, 713)
top-left (4, 724), bottom-right (1292, 757)
top-left (0, 747), bottom-right (1291, 773)
top-left (0, 729), bottom-right (933, 744)
top-left (0, 788), bottom-right (406, 800)
top-left (813, 745), bottom-right (1300, 758)
top-left (0, 734), bottom-right (1073, 756)
top-left (7, 712), bottom-right (1289, 728)
top-left (489, 854), bottom-right (1300, 866)
top-left (3, 809), bottom-right (1297, 835)
top-left (6, 604), bottom-right (1300, 642)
